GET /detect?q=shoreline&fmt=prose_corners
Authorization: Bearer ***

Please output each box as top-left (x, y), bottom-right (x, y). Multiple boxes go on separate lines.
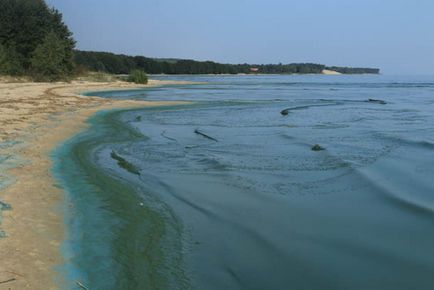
top-left (52, 107), bottom-right (191, 289)
top-left (0, 80), bottom-right (191, 289)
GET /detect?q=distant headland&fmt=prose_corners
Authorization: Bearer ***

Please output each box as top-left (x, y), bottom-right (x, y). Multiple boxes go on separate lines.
top-left (75, 50), bottom-right (380, 75)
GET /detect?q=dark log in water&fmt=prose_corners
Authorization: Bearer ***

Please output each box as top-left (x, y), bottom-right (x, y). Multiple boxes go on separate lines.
top-left (280, 99), bottom-right (386, 116)
top-left (311, 144), bottom-right (325, 151)
top-left (161, 130), bottom-right (179, 143)
top-left (110, 151), bottom-right (140, 175)
top-left (280, 102), bottom-right (342, 116)
top-left (76, 281), bottom-right (90, 290)
top-left (280, 109), bottom-right (290, 115)
top-left (367, 99), bottom-right (387, 104)
top-left (194, 129), bottom-right (218, 142)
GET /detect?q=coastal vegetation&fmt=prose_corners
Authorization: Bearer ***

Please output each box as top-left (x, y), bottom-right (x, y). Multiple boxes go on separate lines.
top-left (74, 50), bottom-right (380, 75)
top-left (0, 0), bottom-right (75, 80)
top-left (127, 69), bottom-right (148, 84)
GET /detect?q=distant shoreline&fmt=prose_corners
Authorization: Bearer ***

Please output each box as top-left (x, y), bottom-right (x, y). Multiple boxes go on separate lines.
top-left (147, 72), bottom-right (379, 77)
top-left (75, 50), bottom-right (380, 75)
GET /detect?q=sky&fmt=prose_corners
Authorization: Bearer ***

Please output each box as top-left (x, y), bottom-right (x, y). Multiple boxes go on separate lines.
top-left (46, 0), bottom-right (434, 75)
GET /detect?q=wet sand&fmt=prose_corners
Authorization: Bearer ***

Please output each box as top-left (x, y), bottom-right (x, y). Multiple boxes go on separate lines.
top-left (0, 80), bottom-right (189, 289)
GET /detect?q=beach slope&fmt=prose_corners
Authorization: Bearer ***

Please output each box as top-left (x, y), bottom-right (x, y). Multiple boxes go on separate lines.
top-left (0, 80), bottom-right (188, 289)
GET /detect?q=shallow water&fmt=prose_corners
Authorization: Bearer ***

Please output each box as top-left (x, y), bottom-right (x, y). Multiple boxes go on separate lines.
top-left (56, 75), bottom-right (434, 289)
top-left (0, 140), bottom-right (24, 237)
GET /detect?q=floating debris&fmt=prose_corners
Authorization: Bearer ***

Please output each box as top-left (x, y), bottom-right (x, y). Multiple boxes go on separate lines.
top-left (367, 98), bottom-right (387, 105)
top-left (185, 145), bottom-right (201, 149)
top-left (311, 144), bottom-right (325, 151)
top-left (135, 115), bottom-right (142, 121)
top-left (161, 131), bottom-right (179, 143)
top-left (280, 102), bottom-right (340, 116)
top-left (280, 109), bottom-right (290, 116)
top-left (76, 281), bottom-right (90, 290)
top-left (110, 151), bottom-right (140, 175)
top-left (194, 129), bottom-right (218, 142)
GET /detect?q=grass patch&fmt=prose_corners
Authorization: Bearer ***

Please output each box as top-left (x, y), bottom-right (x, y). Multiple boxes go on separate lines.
top-left (127, 70), bottom-right (148, 84)
top-left (74, 71), bottom-right (121, 82)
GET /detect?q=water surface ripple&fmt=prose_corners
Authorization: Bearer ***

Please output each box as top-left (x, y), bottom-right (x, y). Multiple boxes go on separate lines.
top-left (57, 75), bottom-right (434, 290)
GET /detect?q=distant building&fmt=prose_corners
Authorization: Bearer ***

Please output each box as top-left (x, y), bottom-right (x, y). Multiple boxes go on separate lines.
top-left (250, 67), bottom-right (259, 73)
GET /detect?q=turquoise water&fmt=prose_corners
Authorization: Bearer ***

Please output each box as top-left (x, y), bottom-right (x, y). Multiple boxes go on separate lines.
top-left (0, 140), bottom-right (23, 238)
top-left (54, 75), bottom-right (434, 289)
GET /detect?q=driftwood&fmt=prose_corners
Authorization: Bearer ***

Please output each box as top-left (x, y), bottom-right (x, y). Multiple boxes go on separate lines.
top-left (161, 131), bottom-right (179, 143)
top-left (76, 281), bottom-right (90, 290)
top-left (367, 98), bottom-right (387, 105)
top-left (194, 129), bottom-right (218, 142)
top-left (281, 99), bottom-right (386, 116)
top-left (110, 151), bottom-right (140, 175)
top-left (280, 105), bottom-right (309, 115)
top-left (185, 145), bottom-right (201, 149)
top-left (311, 144), bottom-right (325, 151)
top-left (0, 278), bottom-right (16, 284)
top-left (280, 103), bottom-right (340, 116)
top-left (280, 109), bottom-right (290, 115)
top-left (4, 270), bottom-right (24, 278)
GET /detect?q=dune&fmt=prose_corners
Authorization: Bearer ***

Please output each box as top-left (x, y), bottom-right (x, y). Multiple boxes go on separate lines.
top-left (321, 69), bottom-right (342, 75)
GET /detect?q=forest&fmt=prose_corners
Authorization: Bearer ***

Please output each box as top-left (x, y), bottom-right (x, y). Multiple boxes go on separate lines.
top-left (75, 50), bottom-right (380, 75)
top-left (0, 0), bottom-right (75, 80)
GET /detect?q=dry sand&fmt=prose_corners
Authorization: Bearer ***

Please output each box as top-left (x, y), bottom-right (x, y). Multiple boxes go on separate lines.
top-left (0, 79), bottom-right (190, 289)
top-left (321, 69), bottom-right (342, 75)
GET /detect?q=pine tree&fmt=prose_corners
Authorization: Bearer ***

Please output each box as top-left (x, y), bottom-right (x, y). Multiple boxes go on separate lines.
top-left (0, 0), bottom-right (75, 79)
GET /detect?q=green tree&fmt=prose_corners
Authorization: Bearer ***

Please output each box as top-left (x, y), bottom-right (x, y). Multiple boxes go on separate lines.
top-left (0, 0), bottom-right (75, 78)
top-left (0, 44), bottom-right (8, 74)
top-left (30, 32), bottom-right (73, 81)
top-left (0, 44), bottom-right (24, 75)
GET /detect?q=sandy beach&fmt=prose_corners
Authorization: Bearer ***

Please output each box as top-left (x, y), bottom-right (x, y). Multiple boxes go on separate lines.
top-left (321, 69), bottom-right (342, 75)
top-left (0, 79), bottom-right (189, 289)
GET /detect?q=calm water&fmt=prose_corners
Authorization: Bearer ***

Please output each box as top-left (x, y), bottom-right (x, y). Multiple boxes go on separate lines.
top-left (54, 75), bottom-right (434, 289)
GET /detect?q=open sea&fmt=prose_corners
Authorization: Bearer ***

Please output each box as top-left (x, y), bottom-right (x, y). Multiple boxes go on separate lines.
top-left (52, 74), bottom-right (434, 290)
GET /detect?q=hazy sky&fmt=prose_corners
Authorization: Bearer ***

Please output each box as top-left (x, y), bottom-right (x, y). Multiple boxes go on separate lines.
top-left (46, 0), bottom-right (434, 74)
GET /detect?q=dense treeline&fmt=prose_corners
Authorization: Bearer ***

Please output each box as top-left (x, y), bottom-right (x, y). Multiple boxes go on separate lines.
top-left (75, 50), bottom-right (380, 75)
top-left (0, 0), bottom-right (75, 80)
top-left (326, 66), bottom-right (380, 74)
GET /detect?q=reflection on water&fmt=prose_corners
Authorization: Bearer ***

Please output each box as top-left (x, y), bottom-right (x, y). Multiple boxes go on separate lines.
top-left (59, 75), bottom-right (434, 290)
